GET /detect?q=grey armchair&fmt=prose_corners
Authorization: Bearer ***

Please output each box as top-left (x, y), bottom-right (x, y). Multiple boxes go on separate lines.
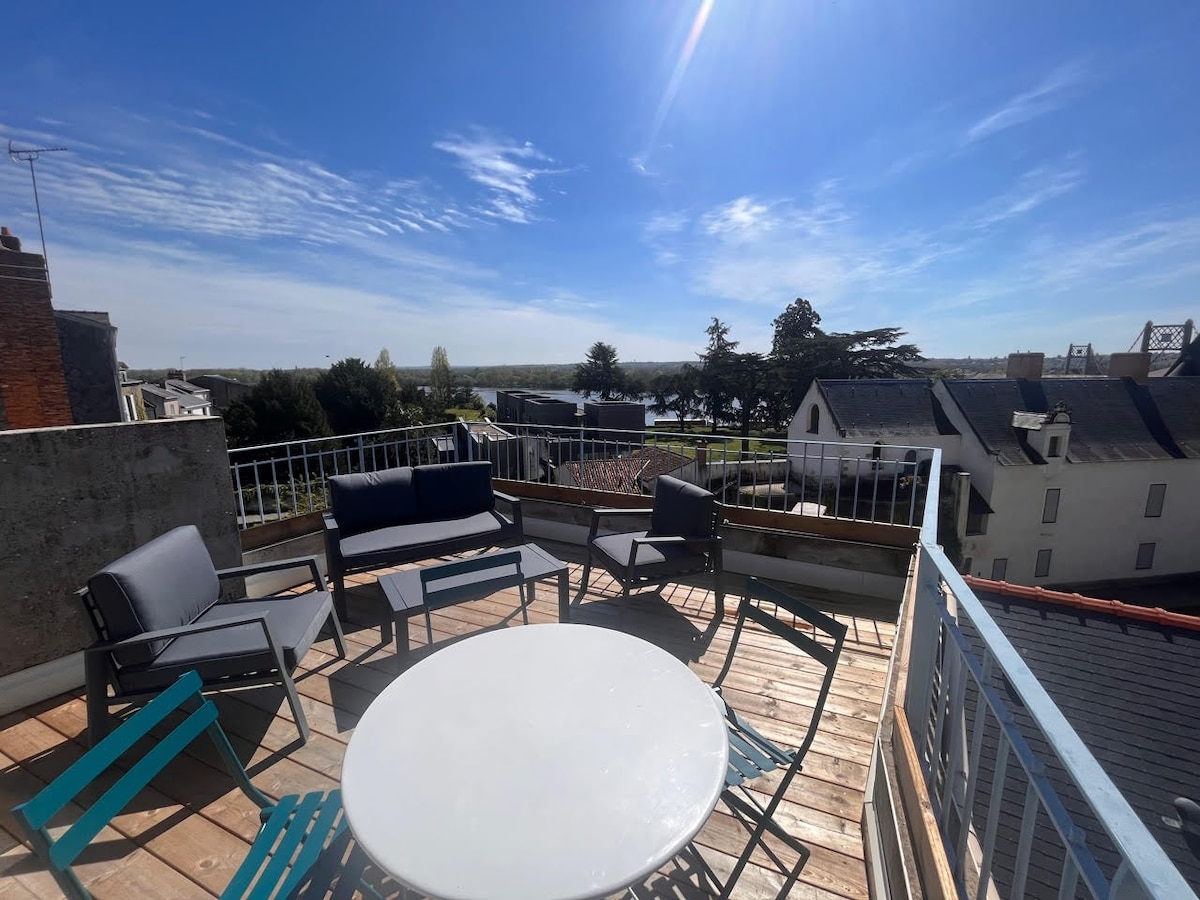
top-left (580, 474), bottom-right (724, 620)
top-left (77, 525), bottom-right (345, 746)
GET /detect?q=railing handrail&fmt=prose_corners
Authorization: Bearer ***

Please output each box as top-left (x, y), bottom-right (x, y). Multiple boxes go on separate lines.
top-left (915, 449), bottom-right (1192, 897)
top-left (227, 421), bottom-right (456, 456)
top-left (230, 419), bottom-right (940, 457)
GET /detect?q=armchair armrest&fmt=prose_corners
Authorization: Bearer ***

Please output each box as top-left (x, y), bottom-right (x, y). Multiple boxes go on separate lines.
top-left (587, 507), bottom-right (654, 542)
top-left (87, 611), bottom-right (272, 652)
top-left (216, 555), bottom-right (327, 590)
top-left (493, 490), bottom-right (524, 535)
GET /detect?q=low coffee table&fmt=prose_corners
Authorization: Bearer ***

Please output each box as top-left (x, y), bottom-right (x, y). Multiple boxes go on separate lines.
top-left (377, 542), bottom-right (570, 658)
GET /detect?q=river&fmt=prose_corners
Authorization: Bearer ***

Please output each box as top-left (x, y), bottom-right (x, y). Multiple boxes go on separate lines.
top-left (472, 388), bottom-right (659, 426)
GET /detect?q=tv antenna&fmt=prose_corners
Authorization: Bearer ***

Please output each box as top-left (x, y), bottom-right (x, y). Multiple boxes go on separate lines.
top-left (8, 140), bottom-right (68, 292)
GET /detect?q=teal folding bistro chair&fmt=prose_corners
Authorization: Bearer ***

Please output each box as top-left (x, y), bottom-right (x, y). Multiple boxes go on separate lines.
top-left (11, 670), bottom-right (370, 900)
top-left (701, 577), bottom-right (847, 899)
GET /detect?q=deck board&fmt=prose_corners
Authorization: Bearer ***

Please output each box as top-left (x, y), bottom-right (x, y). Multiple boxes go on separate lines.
top-left (0, 541), bottom-right (895, 899)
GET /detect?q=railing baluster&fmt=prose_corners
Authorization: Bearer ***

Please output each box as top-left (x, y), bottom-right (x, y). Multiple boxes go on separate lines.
top-left (974, 733), bottom-right (1011, 900)
top-left (1057, 856), bottom-right (1080, 900)
top-left (938, 645), bottom-right (970, 836)
top-left (956, 652), bottom-right (994, 874)
top-left (233, 464), bottom-right (247, 529)
top-left (253, 465), bottom-right (266, 527)
top-left (285, 443), bottom-right (297, 518)
top-left (1010, 778), bottom-right (1042, 899)
top-left (889, 450), bottom-right (900, 524)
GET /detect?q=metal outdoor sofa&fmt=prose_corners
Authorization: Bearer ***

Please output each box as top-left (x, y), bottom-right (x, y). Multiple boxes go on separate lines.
top-left (322, 460), bottom-right (524, 618)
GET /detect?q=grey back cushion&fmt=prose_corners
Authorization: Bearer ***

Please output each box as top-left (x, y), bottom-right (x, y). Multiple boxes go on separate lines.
top-left (415, 462), bottom-right (496, 520)
top-left (329, 467), bottom-right (418, 536)
top-left (650, 475), bottom-right (717, 538)
top-left (87, 525), bottom-right (220, 665)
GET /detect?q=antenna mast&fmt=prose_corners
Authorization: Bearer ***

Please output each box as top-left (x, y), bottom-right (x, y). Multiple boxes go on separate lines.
top-left (7, 140), bottom-right (68, 294)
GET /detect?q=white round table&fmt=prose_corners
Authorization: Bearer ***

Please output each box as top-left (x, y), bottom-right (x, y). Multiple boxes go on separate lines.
top-left (341, 623), bottom-right (729, 900)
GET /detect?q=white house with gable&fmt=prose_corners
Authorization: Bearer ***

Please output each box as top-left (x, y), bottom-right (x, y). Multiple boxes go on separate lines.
top-left (787, 356), bottom-right (1200, 589)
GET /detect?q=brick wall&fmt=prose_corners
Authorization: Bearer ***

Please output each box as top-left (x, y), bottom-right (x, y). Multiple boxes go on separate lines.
top-left (0, 232), bottom-right (73, 429)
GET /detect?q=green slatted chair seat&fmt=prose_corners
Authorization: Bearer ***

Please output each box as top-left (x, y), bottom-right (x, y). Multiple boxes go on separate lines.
top-left (11, 671), bottom-right (364, 900)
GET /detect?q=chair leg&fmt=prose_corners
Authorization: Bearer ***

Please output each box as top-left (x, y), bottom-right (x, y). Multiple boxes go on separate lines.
top-left (579, 554), bottom-right (592, 594)
top-left (328, 610), bottom-right (347, 659)
top-left (331, 572), bottom-right (348, 622)
top-left (282, 671), bottom-right (311, 744)
top-left (713, 571), bottom-right (726, 621)
top-left (84, 650), bottom-right (112, 747)
top-left (425, 609), bottom-right (435, 649)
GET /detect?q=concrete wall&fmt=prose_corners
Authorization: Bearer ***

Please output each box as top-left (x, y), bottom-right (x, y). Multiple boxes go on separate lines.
top-left (0, 417), bottom-right (241, 676)
top-left (515, 495), bottom-right (911, 601)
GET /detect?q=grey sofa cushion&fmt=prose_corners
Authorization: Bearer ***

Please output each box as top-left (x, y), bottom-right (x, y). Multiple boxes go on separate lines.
top-left (87, 525), bottom-right (220, 666)
top-left (117, 591), bottom-right (331, 693)
top-left (591, 532), bottom-right (709, 580)
top-left (329, 467), bottom-right (418, 536)
top-left (651, 475), bottom-right (716, 538)
top-left (414, 462), bottom-right (495, 520)
top-left (338, 511), bottom-right (510, 563)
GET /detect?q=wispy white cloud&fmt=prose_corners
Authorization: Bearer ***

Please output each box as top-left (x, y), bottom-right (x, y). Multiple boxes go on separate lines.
top-left (1032, 215), bottom-right (1200, 290)
top-left (963, 61), bottom-right (1087, 145)
top-left (967, 160), bottom-right (1084, 230)
top-left (0, 112), bottom-right (471, 255)
top-left (433, 131), bottom-right (565, 224)
top-left (700, 197), bottom-right (775, 239)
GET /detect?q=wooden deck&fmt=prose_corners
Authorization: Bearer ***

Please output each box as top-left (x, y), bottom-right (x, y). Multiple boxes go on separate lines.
top-left (0, 542), bottom-right (896, 899)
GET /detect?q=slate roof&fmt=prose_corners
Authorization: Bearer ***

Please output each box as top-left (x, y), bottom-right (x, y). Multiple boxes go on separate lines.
top-left (942, 377), bottom-right (1184, 465)
top-left (1145, 378), bottom-right (1200, 458)
top-left (817, 379), bottom-right (959, 438)
top-left (964, 578), bottom-right (1200, 893)
top-left (139, 384), bottom-right (177, 402)
top-left (53, 309), bottom-right (114, 329)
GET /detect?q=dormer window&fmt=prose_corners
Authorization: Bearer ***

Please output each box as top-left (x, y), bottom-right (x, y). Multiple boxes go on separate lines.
top-left (1012, 400), bottom-right (1071, 462)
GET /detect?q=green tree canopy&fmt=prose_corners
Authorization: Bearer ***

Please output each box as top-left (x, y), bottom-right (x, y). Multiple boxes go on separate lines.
top-left (429, 346), bottom-right (453, 412)
top-left (572, 341), bottom-right (629, 400)
top-left (223, 369), bottom-right (330, 448)
top-left (767, 298), bottom-right (923, 428)
top-left (647, 363), bottom-right (703, 429)
top-left (698, 318), bottom-right (740, 428)
top-left (314, 357), bottom-right (398, 435)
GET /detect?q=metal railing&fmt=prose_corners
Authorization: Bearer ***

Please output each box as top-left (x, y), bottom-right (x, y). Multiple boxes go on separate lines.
top-left (228, 423), bottom-right (454, 527)
top-left (227, 420), bottom-right (936, 530)
top-left (904, 451), bottom-right (1193, 898)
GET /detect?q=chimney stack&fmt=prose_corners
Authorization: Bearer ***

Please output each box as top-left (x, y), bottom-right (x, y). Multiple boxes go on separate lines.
top-left (1108, 352), bottom-right (1151, 383)
top-left (0, 226), bottom-right (22, 252)
top-left (1005, 352), bottom-right (1044, 380)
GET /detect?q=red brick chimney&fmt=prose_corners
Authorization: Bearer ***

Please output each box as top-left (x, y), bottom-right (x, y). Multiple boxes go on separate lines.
top-left (0, 227), bottom-right (73, 429)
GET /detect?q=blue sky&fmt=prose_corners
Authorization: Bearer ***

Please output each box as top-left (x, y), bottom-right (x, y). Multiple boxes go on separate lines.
top-left (2, 1), bottom-right (1199, 367)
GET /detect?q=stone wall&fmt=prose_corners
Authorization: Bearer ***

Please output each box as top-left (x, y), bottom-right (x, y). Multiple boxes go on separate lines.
top-left (0, 417), bottom-right (240, 675)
